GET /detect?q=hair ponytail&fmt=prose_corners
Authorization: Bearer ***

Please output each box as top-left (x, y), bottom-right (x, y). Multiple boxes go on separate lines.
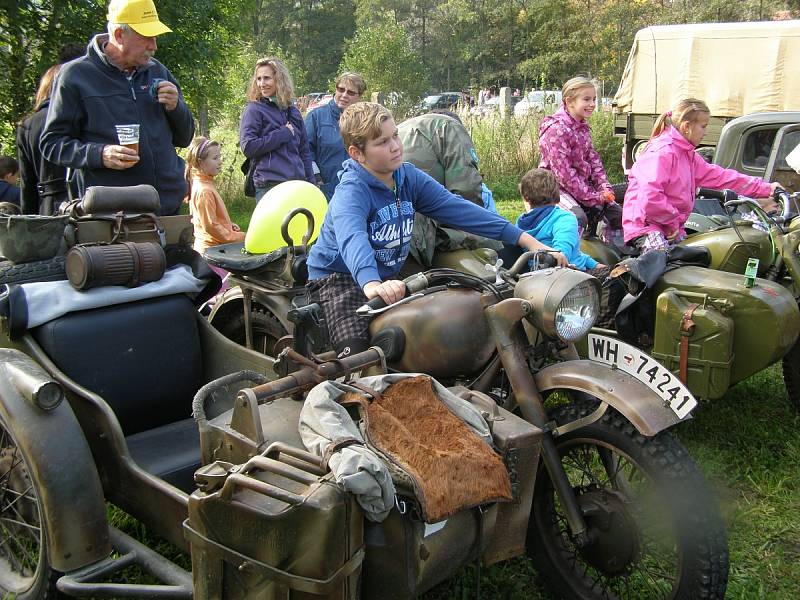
top-left (650, 98), bottom-right (710, 139)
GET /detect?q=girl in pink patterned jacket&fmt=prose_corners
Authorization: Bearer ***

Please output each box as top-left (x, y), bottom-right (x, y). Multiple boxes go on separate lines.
top-left (538, 76), bottom-right (621, 244)
top-left (622, 98), bottom-right (777, 253)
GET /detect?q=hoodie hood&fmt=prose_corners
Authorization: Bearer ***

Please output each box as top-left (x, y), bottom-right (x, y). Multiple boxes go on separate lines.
top-left (539, 104), bottom-right (589, 136)
top-left (517, 205), bottom-right (557, 232)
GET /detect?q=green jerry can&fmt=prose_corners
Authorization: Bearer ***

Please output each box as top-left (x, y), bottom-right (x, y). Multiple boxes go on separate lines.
top-left (652, 266), bottom-right (800, 398)
top-left (186, 444), bottom-right (363, 600)
top-left (651, 289), bottom-right (734, 400)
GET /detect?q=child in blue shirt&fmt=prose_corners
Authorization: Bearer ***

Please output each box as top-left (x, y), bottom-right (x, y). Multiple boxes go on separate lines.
top-left (515, 168), bottom-right (607, 276)
top-left (307, 102), bottom-right (565, 357)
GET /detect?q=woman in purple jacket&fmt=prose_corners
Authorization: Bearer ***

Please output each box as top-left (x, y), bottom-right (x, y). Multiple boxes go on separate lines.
top-left (240, 57), bottom-right (315, 200)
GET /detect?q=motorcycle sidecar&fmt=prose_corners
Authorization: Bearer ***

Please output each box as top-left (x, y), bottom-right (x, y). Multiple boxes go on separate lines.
top-left (1, 283), bottom-right (541, 599)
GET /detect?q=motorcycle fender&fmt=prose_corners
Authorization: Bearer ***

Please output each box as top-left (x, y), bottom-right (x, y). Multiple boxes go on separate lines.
top-left (533, 359), bottom-right (686, 437)
top-left (0, 349), bottom-right (111, 572)
top-left (208, 286), bottom-right (294, 333)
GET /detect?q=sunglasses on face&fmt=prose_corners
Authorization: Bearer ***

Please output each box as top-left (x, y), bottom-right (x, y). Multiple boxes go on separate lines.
top-left (336, 86), bottom-right (360, 97)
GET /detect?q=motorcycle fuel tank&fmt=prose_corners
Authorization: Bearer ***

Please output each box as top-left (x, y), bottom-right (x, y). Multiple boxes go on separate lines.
top-left (369, 288), bottom-right (494, 378)
top-left (681, 224), bottom-right (773, 276)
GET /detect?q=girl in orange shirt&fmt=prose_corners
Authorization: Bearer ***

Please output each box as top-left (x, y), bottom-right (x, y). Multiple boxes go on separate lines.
top-left (185, 136), bottom-right (245, 290)
top-left (186, 136), bottom-right (245, 255)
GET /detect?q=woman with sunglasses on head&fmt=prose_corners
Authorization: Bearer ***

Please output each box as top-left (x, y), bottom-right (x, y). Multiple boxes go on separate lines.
top-left (304, 72), bottom-right (367, 200)
top-left (240, 57), bottom-right (315, 201)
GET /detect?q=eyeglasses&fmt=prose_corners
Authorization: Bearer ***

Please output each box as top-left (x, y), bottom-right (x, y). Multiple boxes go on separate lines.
top-left (336, 86), bottom-right (360, 97)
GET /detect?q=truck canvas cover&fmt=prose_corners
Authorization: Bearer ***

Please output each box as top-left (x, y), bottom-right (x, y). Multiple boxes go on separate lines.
top-left (613, 21), bottom-right (800, 117)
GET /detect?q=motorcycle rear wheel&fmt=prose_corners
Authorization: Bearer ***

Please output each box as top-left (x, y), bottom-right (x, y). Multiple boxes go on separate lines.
top-left (0, 415), bottom-right (61, 599)
top-left (781, 338), bottom-right (800, 413)
top-left (214, 306), bottom-right (288, 357)
top-left (527, 398), bottom-right (728, 600)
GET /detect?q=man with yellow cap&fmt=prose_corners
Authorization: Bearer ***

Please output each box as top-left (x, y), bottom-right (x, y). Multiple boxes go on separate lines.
top-left (41, 0), bottom-right (194, 215)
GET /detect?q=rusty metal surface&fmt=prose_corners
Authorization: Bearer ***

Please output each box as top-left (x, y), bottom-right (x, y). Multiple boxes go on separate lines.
top-left (533, 360), bottom-right (686, 436)
top-left (0, 348), bottom-right (110, 573)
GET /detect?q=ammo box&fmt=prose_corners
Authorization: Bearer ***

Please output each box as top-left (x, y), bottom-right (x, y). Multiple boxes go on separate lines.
top-left (651, 289), bottom-right (734, 400)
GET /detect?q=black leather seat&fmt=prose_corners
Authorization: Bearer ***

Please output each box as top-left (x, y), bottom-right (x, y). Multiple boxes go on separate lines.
top-left (32, 294), bottom-right (204, 491)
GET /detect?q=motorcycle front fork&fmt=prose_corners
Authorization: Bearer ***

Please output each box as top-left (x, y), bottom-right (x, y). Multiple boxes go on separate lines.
top-left (485, 300), bottom-right (591, 546)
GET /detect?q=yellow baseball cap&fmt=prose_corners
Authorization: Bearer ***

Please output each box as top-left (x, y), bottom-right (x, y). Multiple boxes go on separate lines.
top-left (107, 0), bottom-right (172, 37)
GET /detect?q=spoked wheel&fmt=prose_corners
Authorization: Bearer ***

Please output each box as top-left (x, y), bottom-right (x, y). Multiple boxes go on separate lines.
top-left (214, 306), bottom-right (288, 357)
top-left (0, 416), bottom-right (60, 599)
top-left (527, 398), bottom-right (728, 600)
top-left (781, 337), bottom-right (800, 413)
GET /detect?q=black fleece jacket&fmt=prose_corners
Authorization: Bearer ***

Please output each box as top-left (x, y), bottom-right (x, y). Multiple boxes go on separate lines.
top-left (40, 34), bottom-right (194, 215)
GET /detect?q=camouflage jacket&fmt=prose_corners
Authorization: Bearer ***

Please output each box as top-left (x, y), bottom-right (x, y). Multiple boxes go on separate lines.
top-left (399, 113), bottom-right (494, 266)
top-left (398, 113), bottom-right (483, 205)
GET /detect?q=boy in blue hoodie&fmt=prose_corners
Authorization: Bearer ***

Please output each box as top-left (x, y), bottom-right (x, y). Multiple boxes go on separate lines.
top-left (307, 102), bottom-right (565, 357)
top-left (516, 168), bottom-right (608, 276)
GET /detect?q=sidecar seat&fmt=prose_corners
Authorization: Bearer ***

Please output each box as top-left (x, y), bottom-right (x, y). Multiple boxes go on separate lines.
top-left (31, 294), bottom-right (204, 490)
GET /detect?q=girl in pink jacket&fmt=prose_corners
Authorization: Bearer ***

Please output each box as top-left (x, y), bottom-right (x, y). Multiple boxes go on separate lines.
top-left (623, 98), bottom-right (777, 253)
top-left (539, 76), bottom-right (621, 244)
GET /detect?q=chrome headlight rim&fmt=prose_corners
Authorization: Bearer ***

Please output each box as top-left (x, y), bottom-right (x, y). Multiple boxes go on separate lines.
top-left (514, 268), bottom-right (601, 342)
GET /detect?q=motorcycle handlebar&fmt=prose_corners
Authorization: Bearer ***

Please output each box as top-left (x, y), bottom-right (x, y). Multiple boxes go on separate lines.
top-left (696, 187), bottom-right (733, 201)
top-left (356, 272), bottom-right (429, 315)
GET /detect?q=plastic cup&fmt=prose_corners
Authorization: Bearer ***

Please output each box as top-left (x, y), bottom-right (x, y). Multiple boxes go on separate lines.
top-left (116, 124), bottom-right (140, 155)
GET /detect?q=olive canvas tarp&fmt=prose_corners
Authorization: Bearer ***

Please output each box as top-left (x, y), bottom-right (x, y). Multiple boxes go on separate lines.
top-left (613, 20), bottom-right (800, 117)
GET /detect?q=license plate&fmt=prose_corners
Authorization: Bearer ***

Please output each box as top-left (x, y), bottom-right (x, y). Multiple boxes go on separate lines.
top-left (587, 334), bottom-right (698, 419)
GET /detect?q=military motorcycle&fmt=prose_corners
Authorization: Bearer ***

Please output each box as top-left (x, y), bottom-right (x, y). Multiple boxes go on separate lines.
top-left (207, 227), bottom-right (731, 598)
top-left (577, 187), bottom-right (800, 410)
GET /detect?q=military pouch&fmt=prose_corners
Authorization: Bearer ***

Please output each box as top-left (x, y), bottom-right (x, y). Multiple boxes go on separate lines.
top-left (70, 213), bottom-right (193, 248)
top-left (0, 214), bottom-right (69, 264)
top-left (65, 241), bottom-right (166, 290)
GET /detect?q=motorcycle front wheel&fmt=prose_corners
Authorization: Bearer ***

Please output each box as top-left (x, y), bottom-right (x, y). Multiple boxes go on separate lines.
top-left (527, 398), bottom-right (729, 600)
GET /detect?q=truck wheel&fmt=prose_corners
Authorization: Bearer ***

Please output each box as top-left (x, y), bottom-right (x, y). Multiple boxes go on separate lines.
top-left (214, 307), bottom-right (288, 357)
top-left (527, 398), bottom-right (729, 600)
top-left (0, 415), bottom-right (61, 599)
top-left (0, 256), bottom-right (67, 285)
top-left (781, 338), bottom-right (800, 413)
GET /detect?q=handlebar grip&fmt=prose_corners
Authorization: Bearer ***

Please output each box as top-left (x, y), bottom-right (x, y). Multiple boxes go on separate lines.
top-left (696, 187), bottom-right (727, 200)
top-left (357, 272), bottom-right (429, 315)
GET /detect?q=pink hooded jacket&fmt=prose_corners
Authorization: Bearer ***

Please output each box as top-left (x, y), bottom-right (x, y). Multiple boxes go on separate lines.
top-left (622, 126), bottom-right (772, 243)
top-left (538, 105), bottom-right (611, 208)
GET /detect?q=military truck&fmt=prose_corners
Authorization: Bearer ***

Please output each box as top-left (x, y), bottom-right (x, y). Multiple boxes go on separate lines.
top-left (613, 20), bottom-right (800, 173)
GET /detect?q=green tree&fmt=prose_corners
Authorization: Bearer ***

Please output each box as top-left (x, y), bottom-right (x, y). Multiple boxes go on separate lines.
top-left (340, 21), bottom-right (431, 116)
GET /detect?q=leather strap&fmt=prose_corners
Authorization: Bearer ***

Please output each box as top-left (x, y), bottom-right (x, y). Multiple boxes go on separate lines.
top-left (344, 381), bottom-right (384, 404)
top-left (679, 303), bottom-right (699, 384)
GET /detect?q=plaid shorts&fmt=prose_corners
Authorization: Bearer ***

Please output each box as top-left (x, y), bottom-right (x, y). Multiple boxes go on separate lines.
top-left (307, 272), bottom-right (372, 356)
top-left (631, 230), bottom-right (689, 254)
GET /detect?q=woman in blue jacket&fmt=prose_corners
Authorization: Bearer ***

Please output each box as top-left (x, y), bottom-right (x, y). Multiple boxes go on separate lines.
top-left (304, 72), bottom-right (366, 200)
top-left (240, 57), bottom-right (315, 200)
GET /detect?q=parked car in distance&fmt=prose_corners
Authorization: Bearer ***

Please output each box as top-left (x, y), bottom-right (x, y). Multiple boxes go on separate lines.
top-left (421, 92), bottom-right (464, 111)
top-left (306, 93), bottom-right (333, 113)
top-left (514, 90), bottom-right (562, 117)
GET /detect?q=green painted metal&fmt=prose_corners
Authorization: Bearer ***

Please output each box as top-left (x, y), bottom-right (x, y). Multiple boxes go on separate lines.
top-left (653, 266), bottom-right (800, 389)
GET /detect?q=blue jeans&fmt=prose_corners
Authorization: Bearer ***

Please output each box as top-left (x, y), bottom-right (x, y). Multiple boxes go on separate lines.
top-left (255, 182), bottom-right (281, 201)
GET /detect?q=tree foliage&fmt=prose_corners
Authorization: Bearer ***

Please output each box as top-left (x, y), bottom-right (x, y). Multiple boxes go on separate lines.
top-left (1, 0), bottom-right (797, 151)
top-left (340, 21), bottom-right (430, 112)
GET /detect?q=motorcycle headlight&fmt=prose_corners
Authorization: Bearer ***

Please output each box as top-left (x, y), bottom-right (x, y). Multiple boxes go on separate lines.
top-left (514, 268), bottom-right (600, 342)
